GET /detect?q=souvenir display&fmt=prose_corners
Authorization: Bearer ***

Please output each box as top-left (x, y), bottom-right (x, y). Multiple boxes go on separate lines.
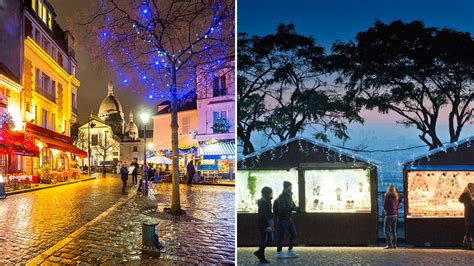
top-left (305, 169), bottom-right (371, 213)
top-left (236, 169), bottom-right (299, 213)
top-left (407, 171), bottom-right (474, 218)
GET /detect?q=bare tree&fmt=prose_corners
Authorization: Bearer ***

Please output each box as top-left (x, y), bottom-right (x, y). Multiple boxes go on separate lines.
top-left (84, 0), bottom-right (234, 214)
top-left (93, 134), bottom-right (120, 167)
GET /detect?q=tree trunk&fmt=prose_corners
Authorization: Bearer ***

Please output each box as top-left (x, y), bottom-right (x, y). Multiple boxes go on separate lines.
top-left (170, 68), bottom-right (181, 215)
top-left (237, 127), bottom-right (255, 155)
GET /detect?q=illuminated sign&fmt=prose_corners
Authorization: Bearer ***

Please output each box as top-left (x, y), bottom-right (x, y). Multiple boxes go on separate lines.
top-left (0, 86), bottom-right (11, 97)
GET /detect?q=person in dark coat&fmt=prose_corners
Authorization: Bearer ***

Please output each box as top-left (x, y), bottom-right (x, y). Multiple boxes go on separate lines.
top-left (276, 181), bottom-right (299, 259)
top-left (120, 162), bottom-right (129, 195)
top-left (130, 158), bottom-right (139, 185)
top-left (383, 185), bottom-right (399, 249)
top-left (186, 161), bottom-right (196, 187)
top-left (459, 183), bottom-right (474, 250)
top-left (254, 186), bottom-right (274, 264)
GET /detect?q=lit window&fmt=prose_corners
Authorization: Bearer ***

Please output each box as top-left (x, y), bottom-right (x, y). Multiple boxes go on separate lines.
top-left (32, 0), bottom-right (36, 11)
top-left (47, 13), bottom-right (52, 29)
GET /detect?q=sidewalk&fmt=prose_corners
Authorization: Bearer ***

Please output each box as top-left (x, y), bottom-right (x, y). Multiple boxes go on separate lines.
top-left (29, 183), bottom-right (235, 264)
top-left (237, 247), bottom-right (474, 265)
top-left (5, 175), bottom-right (96, 196)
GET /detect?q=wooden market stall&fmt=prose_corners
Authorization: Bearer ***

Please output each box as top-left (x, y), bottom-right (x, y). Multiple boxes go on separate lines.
top-left (402, 136), bottom-right (474, 247)
top-left (237, 137), bottom-right (380, 246)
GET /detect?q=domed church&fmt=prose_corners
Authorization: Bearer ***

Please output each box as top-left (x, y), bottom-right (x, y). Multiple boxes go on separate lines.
top-left (98, 81), bottom-right (125, 137)
top-left (124, 111), bottom-right (139, 140)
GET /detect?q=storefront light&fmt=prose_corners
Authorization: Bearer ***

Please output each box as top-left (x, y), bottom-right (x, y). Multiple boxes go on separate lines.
top-left (37, 142), bottom-right (43, 150)
top-left (51, 149), bottom-right (59, 157)
top-left (0, 174), bottom-right (4, 183)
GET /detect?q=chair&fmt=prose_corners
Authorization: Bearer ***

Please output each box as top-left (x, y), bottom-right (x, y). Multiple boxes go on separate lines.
top-left (149, 175), bottom-right (162, 195)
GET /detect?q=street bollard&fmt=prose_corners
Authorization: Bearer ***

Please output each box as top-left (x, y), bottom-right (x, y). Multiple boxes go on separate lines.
top-left (0, 174), bottom-right (6, 199)
top-left (142, 222), bottom-right (160, 249)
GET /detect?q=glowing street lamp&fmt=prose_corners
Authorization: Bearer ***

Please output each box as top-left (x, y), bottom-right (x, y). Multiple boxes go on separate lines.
top-left (141, 112), bottom-right (150, 196)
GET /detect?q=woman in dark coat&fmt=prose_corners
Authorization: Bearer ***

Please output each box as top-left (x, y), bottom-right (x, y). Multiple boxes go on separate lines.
top-left (120, 162), bottom-right (129, 195)
top-left (459, 183), bottom-right (474, 250)
top-left (254, 186), bottom-right (274, 264)
top-left (383, 185), bottom-right (399, 249)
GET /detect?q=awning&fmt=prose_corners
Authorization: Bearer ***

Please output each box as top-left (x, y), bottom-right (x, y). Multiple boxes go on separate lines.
top-left (0, 128), bottom-right (39, 157)
top-left (197, 164), bottom-right (219, 171)
top-left (199, 141), bottom-right (235, 160)
top-left (26, 122), bottom-right (87, 158)
top-left (406, 165), bottom-right (474, 171)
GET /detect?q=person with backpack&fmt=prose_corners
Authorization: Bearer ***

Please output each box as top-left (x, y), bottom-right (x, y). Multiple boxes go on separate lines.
top-left (459, 183), bottom-right (474, 250)
top-left (254, 186), bottom-right (274, 264)
top-left (275, 181), bottom-right (299, 259)
top-left (383, 185), bottom-right (399, 249)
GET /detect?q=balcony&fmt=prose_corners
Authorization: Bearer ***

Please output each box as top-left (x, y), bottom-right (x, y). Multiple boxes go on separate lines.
top-left (35, 87), bottom-right (56, 103)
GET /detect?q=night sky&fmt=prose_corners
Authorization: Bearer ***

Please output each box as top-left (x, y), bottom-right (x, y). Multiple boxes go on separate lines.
top-left (49, 0), bottom-right (155, 125)
top-left (238, 0), bottom-right (474, 124)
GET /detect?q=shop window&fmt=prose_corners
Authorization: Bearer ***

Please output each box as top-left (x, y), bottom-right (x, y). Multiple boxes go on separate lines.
top-left (91, 135), bottom-right (98, 146)
top-left (407, 171), bottom-right (474, 218)
top-left (304, 169), bottom-right (371, 213)
top-left (237, 170), bottom-right (299, 213)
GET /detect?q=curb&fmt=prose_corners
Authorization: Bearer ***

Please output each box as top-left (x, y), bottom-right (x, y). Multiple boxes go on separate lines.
top-left (5, 177), bottom-right (96, 196)
top-left (27, 189), bottom-right (137, 265)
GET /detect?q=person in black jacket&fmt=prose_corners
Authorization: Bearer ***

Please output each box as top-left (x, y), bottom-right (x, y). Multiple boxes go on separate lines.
top-left (383, 185), bottom-right (399, 249)
top-left (130, 158), bottom-right (139, 185)
top-left (186, 161), bottom-right (196, 187)
top-left (254, 186), bottom-right (274, 264)
top-left (120, 162), bottom-right (129, 195)
top-left (276, 181), bottom-right (299, 259)
top-left (459, 183), bottom-right (474, 250)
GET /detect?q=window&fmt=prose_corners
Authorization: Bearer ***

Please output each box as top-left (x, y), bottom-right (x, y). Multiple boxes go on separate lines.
top-left (72, 65), bottom-right (76, 77)
top-left (34, 29), bottom-right (41, 43)
top-left (51, 113), bottom-right (56, 131)
top-left (34, 105), bottom-right (38, 125)
top-left (35, 68), bottom-right (41, 91)
top-left (32, 0), bottom-right (36, 11)
top-left (47, 13), bottom-right (52, 29)
top-left (57, 52), bottom-right (63, 67)
top-left (112, 152), bottom-right (119, 157)
top-left (72, 92), bottom-right (77, 113)
top-left (213, 75), bottom-right (227, 97)
top-left (181, 116), bottom-right (190, 134)
top-left (91, 135), bottom-right (98, 146)
top-left (42, 37), bottom-right (50, 54)
top-left (25, 18), bottom-right (33, 38)
top-left (41, 109), bottom-right (48, 128)
top-left (212, 111), bottom-right (228, 133)
top-left (133, 146), bottom-right (138, 152)
top-left (237, 170), bottom-right (299, 213)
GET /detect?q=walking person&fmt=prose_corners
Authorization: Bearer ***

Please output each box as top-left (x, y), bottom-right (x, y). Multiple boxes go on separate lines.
top-left (186, 161), bottom-right (196, 187)
top-left (101, 165), bottom-right (106, 178)
top-left (275, 181), bottom-right (299, 259)
top-left (120, 162), bottom-right (129, 195)
top-left (130, 158), bottom-right (139, 185)
top-left (459, 183), bottom-right (474, 250)
top-left (254, 186), bottom-right (274, 264)
top-left (383, 185), bottom-right (399, 249)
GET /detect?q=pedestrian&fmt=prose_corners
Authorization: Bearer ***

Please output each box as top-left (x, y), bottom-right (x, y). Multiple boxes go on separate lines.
top-left (148, 164), bottom-right (156, 181)
top-left (275, 181), bottom-right (299, 259)
top-left (383, 185), bottom-right (399, 249)
top-left (130, 158), bottom-right (139, 185)
top-left (120, 162), bottom-right (128, 195)
top-left (101, 165), bottom-right (106, 178)
top-left (254, 186), bottom-right (274, 264)
top-left (116, 164), bottom-right (120, 175)
top-left (459, 183), bottom-right (474, 250)
top-left (186, 161), bottom-right (196, 187)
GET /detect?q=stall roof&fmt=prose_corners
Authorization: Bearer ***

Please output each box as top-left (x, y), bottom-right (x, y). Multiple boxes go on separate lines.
top-left (401, 136), bottom-right (474, 167)
top-left (238, 136), bottom-right (381, 169)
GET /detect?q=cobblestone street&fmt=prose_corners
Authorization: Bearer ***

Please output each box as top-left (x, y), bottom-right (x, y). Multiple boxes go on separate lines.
top-left (29, 183), bottom-right (235, 264)
top-left (238, 247), bottom-right (474, 265)
top-left (0, 176), bottom-right (126, 264)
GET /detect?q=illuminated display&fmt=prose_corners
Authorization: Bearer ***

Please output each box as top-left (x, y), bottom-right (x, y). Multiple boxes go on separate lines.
top-left (407, 171), bottom-right (474, 218)
top-left (305, 169), bottom-right (371, 213)
top-left (237, 170), bottom-right (299, 213)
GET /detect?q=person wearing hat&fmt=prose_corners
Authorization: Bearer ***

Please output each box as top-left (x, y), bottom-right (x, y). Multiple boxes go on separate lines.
top-left (120, 162), bottom-right (129, 195)
top-left (254, 186), bottom-right (274, 264)
top-left (276, 181), bottom-right (299, 259)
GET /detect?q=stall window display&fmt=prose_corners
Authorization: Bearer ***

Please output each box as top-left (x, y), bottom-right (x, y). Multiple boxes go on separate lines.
top-left (237, 170), bottom-right (299, 213)
top-left (305, 169), bottom-right (371, 213)
top-left (407, 171), bottom-right (474, 218)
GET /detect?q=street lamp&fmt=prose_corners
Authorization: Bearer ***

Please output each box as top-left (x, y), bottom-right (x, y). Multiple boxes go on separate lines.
top-left (88, 119), bottom-right (96, 176)
top-left (140, 113), bottom-right (150, 196)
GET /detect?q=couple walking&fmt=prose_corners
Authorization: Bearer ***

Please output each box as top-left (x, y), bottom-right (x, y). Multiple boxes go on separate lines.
top-left (254, 181), bottom-right (300, 264)
top-left (118, 158), bottom-right (139, 195)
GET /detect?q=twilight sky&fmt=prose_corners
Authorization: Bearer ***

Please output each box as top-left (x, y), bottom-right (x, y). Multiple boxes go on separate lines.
top-left (49, 0), bottom-right (155, 125)
top-left (238, 0), bottom-right (474, 124)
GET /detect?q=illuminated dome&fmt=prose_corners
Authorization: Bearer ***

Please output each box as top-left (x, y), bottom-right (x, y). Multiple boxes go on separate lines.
top-left (98, 81), bottom-right (124, 136)
top-left (124, 111), bottom-right (138, 140)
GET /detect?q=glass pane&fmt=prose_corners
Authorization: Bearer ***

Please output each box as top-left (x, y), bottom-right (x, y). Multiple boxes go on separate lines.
top-left (237, 169), bottom-right (299, 213)
top-left (305, 169), bottom-right (371, 213)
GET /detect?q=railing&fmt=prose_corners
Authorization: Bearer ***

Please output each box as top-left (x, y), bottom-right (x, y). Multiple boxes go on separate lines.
top-left (36, 87), bottom-right (56, 103)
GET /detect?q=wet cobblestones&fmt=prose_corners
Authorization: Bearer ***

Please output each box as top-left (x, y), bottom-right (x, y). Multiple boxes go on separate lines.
top-left (39, 184), bottom-right (235, 264)
top-left (238, 247), bottom-right (474, 265)
top-left (0, 176), bottom-right (129, 264)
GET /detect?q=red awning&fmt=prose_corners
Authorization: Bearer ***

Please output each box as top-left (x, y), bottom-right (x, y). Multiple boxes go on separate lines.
top-left (25, 122), bottom-right (88, 158)
top-left (0, 127), bottom-right (39, 157)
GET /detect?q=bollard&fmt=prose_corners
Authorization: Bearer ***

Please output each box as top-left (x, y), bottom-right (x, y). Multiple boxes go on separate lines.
top-left (142, 222), bottom-right (160, 249)
top-left (0, 174), bottom-right (6, 199)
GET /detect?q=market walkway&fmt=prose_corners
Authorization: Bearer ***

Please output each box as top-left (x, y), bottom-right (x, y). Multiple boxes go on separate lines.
top-left (31, 184), bottom-right (235, 264)
top-left (237, 247), bottom-right (474, 265)
top-left (0, 175), bottom-right (126, 264)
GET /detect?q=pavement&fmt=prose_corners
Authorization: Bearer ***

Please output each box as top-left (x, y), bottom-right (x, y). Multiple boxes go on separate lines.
top-left (237, 247), bottom-right (474, 265)
top-left (0, 175), bottom-right (235, 264)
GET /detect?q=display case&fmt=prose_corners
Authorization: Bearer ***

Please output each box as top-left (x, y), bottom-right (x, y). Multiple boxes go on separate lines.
top-left (237, 169), bottom-right (299, 213)
top-left (407, 171), bottom-right (474, 218)
top-left (304, 169), bottom-right (371, 213)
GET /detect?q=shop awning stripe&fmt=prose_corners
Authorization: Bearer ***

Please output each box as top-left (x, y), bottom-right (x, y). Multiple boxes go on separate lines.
top-left (200, 142), bottom-right (235, 156)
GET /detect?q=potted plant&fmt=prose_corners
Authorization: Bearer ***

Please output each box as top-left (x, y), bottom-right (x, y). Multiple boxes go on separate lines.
top-left (211, 116), bottom-right (230, 133)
